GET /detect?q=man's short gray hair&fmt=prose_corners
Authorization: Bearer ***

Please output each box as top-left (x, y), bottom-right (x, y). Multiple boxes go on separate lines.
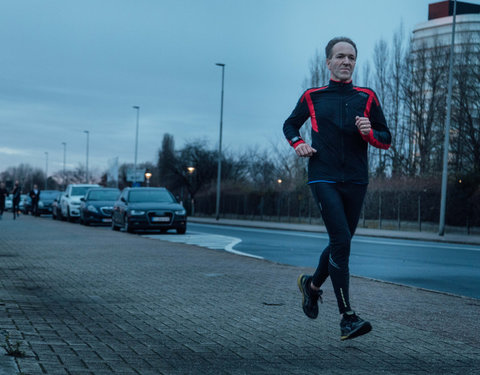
top-left (325, 37), bottom-right (357, 59)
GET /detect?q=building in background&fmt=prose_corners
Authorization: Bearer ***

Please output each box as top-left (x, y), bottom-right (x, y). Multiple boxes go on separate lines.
top-left (406, 0), bottom-right (480, 175)
top-left (413, 0), bottom-right (480, 50)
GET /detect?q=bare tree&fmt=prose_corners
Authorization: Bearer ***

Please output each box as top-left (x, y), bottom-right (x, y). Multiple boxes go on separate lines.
top-left (451, 33), bottom-right (480, 175)
top-left (387, 24), bottom-right (410, 176)
top-left (370, 39), bottom-right (391, 176)
top-left (403, 37), bottom-right (449, 175)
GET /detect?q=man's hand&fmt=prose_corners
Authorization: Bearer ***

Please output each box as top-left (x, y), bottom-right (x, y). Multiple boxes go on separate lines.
top-left (355, 116), bottom-right (372, 135)
top-left (295, 143), bottom-right (317, 158)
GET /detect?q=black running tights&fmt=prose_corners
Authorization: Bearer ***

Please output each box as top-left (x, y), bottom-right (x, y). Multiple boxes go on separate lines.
top-left (309, 182), bottom-right (367, 314)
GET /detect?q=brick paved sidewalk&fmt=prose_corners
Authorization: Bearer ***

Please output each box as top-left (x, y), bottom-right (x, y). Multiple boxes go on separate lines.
top-left (0, 216), bottom-right (479, 374)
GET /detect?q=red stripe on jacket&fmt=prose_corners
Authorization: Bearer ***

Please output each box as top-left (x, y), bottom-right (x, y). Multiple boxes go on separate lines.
top-left (360, 129), bottom-right (390, 150)
top-left (353, 87), bottom-right (379, 118)
top-left (301, 86), bottom-right (327, 132)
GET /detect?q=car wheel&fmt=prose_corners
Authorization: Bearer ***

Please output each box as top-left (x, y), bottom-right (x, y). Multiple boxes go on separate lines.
top-left (112, 219), bottom-right (120, 231)
top-left (124, 216), bottom-right (134, 233)
top-left (67, 208), bottom-right (74, 222)
top-left (84, 218), bottom-right (90, 226)
top-left (176, 226), bottom-right (186, 235)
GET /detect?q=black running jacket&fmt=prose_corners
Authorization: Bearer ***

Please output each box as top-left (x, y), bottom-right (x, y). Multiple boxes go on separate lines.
top-left (283, 80), bottom-right (391, 184)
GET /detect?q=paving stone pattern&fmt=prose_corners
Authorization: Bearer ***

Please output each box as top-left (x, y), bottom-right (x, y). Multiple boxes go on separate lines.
top-left (0, 216), bottom-right (479, 374)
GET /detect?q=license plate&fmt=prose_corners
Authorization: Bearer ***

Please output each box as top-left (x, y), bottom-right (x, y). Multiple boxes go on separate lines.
top-left (102, 218), bottom-right (112, 223)
top-left (152, 216), bottom-right (170, 222)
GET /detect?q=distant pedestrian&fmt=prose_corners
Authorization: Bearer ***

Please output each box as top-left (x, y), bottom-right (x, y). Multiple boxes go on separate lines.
top-left (29, 184), bottom-right (41, 216)
top-left (283, 37), bottom-right (391, 340)
top-left (0, 182), bottom-right (7, 220)
top-left (11, 181), bottom-right (22, 220)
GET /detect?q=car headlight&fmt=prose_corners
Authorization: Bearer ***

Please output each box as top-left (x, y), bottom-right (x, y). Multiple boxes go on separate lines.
top-left (38, 201), bottom-right (44, 208)
top-left (87, 205), bottom-right (98, 213)
top-left (130, 210), bottom-right (145, 216)
top-left (175, 209), bottom-right (186, 215)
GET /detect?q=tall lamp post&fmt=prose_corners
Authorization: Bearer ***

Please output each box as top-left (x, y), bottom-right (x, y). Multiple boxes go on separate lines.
top-left (187, 166), bottom-right (196, 216)
top-left (132, 105), bottom-right (140, 186)
top-left (44, 152), bottom-right (48, 190)
top-left (61, 142), bottom-right (67, 187)
top-left (84, 130), bottom-right (90, 183)
top-left (439, 0), bottom-right (457, 236)
top-left (215, 63), bottom-right (225, 221)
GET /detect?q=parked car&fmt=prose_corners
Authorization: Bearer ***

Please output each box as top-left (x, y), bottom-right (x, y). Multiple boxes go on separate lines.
top-left (23, 190), bottom-right (61, 215)
top-left (60, 184), bottom-right (100, 222)
top-left (5, 196), bottom-right (12, 211)
top-left (51, 192), bottom-right (64, 220)
top-left (4, 194), bottom-right (27, 213)
top-left (111, 187), bottom-right (187, 234)
top-left (79, 188), bottom-right (120, 226)
top-left (19, 194), bottom-right (28, 212)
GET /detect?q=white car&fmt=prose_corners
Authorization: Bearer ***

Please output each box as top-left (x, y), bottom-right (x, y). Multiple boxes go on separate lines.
top-left (60, 184), bottom-right (100, 221)
top-left (5, 196), bottom-right (12, 211)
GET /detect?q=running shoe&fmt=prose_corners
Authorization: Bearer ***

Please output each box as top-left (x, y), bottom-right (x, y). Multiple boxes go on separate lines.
top-left (297, 274), bottom-right (323, 319)
top-left (340, 311), bottom-right (372, 340)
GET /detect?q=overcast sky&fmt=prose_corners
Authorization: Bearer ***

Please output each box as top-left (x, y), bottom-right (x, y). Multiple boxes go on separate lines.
top-left (1, 0), bottom-right (476, 177)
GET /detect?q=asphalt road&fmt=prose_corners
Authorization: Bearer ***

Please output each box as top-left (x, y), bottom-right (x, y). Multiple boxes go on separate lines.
top-left (160, 222), bottom-right (480, 299)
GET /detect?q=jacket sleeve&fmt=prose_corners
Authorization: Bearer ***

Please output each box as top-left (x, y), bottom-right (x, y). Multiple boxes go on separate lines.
top-left (359, 94), bottom-right (391, 150)
top-left (283, 92), bottom-right (310, 149)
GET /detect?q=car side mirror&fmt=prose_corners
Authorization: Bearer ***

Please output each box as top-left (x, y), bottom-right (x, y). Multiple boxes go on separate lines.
top-left (121, 197), bottom-right (126, 203)
top-left (80, 197), bottom-right (85, 201)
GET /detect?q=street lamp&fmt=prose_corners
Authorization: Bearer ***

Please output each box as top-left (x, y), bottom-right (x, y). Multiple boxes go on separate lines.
top-left (44, 151), bottom-right (48, 190)
top-left (145, 171), bottom-right (152, 187)
top-left (61, 142), bottom-right (67, 187)
top-left (439, 0), bottom-right (457, 236)
top-left (187, 166), bottom-right (196, 216)
top-left (277, 179), bottom-right (283, 185)
top-left (83, 130), bottom-right (89, 183)
top-left (215, 63), bottom-right (225, 221)
top-left (132, 105), bottom-right (140, 186)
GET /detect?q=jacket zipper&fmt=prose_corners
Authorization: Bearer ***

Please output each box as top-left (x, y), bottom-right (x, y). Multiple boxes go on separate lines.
top-left (340, 100), bottom-right (347, 182)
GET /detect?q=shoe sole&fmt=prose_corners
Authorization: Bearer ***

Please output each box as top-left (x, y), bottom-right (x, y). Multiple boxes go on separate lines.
top-left (341, 321), bottom-right (372, 341)
top-left (297, 274), bottom-right (317, 319)
top-left (297, 274), bottom-right (307, 308)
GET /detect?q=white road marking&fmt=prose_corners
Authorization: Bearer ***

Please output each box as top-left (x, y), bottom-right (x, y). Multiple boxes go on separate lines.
top-left (143, 232), bottom-right (264, 259)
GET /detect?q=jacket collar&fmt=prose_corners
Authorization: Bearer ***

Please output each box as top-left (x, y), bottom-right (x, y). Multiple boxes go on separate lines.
top-left (328, 79), bottom-right (353, 89)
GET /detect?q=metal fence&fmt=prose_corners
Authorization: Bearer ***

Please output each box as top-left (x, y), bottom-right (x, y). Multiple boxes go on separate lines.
top-left (191, 188), bottom-right (478, 235)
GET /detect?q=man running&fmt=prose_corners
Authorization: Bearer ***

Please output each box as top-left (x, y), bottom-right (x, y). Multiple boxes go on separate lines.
top-left (283, 37), bottom-right (391, 340)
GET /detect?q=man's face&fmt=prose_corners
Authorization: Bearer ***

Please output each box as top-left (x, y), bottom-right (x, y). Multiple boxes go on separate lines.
top-left (327, 42), bottom-right (356, 82)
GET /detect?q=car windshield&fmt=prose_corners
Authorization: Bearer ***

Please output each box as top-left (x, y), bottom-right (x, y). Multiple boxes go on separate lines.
top-left (40, 191), bottom-right (59, 199)
top-left (71, 187), bottom-right (93, 196)
top-left (128, 190), bottom-right (175, 203)
top-left (87, 190), bottom-right (119, 201)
